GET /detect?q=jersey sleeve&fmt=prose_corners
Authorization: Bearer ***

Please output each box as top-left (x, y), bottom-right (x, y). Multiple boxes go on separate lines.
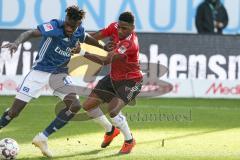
top-left (100, 22), bottom-right (116, 38)
top-left (37, 20), bottom-right (59, 37)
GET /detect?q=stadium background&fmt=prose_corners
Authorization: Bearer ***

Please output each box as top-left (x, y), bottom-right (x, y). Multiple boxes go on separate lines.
top-left (0, 0), bottom-right (239, 160)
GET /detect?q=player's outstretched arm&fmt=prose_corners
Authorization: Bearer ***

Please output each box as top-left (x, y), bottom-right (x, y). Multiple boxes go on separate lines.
top-left (1, 29), bottom-right (41, 53)
top-left (83, 52), bottom-right (110, 65)
top-left (71, 41), bottom-right (118, 65)
top-left (83, 50), bottom-right (122, 65)
top-left (89, 31), bottom-right (106, 40)
top-left (84, 33), bottom-right (114, 52)
top-left (84, 34), bottom-right (105, 50)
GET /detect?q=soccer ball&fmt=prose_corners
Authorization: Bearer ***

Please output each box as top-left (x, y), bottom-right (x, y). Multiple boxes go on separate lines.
top-left (0, 138), bottom-right (19, 160)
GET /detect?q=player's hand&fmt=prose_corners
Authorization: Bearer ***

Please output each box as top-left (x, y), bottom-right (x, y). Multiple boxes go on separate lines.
top-left (1, 42), bottom-right (18, 54)
top-left (70, 41), bottom-right (81, 55)
top-left (104, 41), bottom-right (115, 51)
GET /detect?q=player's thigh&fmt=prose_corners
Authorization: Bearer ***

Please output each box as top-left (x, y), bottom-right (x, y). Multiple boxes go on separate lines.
top-left (113, 79), bottom-right (143, 105)
top-left (51, 73), bottom-right (78, 100)
top-left (83, 92), bottom-right (102, 111)
top-left (16, 70), bottom-right (50, 102)
top-left (91, 75), bottom-right (116, 103)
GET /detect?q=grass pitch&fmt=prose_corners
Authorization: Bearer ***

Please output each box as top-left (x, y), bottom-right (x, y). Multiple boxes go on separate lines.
top-left (0, 96), bottom-right (239, 160)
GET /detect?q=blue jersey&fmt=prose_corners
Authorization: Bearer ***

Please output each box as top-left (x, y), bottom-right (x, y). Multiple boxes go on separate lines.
top-left (32, 19), bottom-right (86, 73)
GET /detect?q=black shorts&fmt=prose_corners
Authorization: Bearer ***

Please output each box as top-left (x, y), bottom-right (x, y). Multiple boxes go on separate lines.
top-left (93, 75), bottom-right (142, 104)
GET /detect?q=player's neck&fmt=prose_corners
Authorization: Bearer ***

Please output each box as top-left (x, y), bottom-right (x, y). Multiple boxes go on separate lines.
top-left (119, 33), bottom-right (133, 40)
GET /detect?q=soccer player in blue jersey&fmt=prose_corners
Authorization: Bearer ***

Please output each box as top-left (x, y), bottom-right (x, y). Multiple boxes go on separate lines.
top-left (0, 5), bottom-right (108, 157)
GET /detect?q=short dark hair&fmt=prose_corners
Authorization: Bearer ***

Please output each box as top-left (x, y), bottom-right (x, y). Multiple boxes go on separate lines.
top-left (65, 5), bottom-right (86, 21)
top-left (119, 11), bottom-right (135, 24)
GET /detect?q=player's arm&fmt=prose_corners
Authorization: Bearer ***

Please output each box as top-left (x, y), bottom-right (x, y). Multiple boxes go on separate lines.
top-left (80, 39), bottom-right (130, 65)
top-left (84, 33), bottom-right (114, 51)
top-left (14, 29), bottom-right (41, 45)
top-left (84, 33), bottom-right (105, 50)
top-left (81, 49), bottom-right (122, 65)
top-left (1, 29), bottom-right (41, 53)
top-left (89, 30), bottom-right (106, 40)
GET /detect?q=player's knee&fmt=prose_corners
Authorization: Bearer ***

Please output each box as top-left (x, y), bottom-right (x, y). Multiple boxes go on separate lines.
top-left (109, 110), bottom-right (119, 118)
top-left (64, 93), bottom-right (80, 105)
top-left (108, 105), bottom-right (121, 118)
top-left (70, 103), bottom-right (82, 113)
top-left (69, 98), bottom-right (81, 113)
top-left (82, 97), bottom-right (101, 111)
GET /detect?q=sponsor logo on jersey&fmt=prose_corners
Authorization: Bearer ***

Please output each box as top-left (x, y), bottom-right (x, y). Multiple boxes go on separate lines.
top-left (54, 46), bottom-right (71, 57)
top-left (43, 23), bottom-right (53, 32)
top-left (118, 45), bottom-right (127, 54)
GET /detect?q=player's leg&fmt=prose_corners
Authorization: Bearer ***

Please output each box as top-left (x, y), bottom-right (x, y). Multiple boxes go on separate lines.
top-left (108, 79), bottom-right (142, 154)
top-left (83, 92), bottom-right (113, 132)
top-left (43, 74), bottom-right (82, 137)
top-left (43, 93), bottom-right (81, 137)
top-left (108, 97), bottom-right (131, 141)
top-left (0, 71), bottom-right (38, 129)
top-left (83, 76), bottom-right (120, 147)
top-left (32, 92), bottom-right (81, 158)
top-left (0, 99), bottom-right (28, 129)
top-left (32, 74), bottom-right (81, 157)
top-left (107, 97), bottom-right (136, 154)
top-left (83, 92), bottom-right (119, 148)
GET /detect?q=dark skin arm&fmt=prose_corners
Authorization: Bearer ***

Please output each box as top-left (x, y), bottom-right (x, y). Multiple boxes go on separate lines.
top-left (83, 49), bottom-right (121, 65)
top-left (71, 40), bottom-right (120, 65)
top-left (89, 31), bottom-right (106, 40)
top-left (71, 33), bottom-right (115, 56)
top-left (84, 33), bottom-right (114, 51)
top-left (85, 31), bottom-right (122, 65)
top-left (1, 29), bottom-right (41, 53)
top-left (71, 31), bottom-right (116, 63)
top-left (84, 33), bottom-right (105, 50)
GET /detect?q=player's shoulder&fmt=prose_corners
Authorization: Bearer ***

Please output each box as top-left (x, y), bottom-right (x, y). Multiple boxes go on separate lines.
top-left (118, 33), bottom-right (139, 52)
top-left (107, 22), bottom-right (118, 30)
top-left (40, 19), bottom-right (63, 31)
top-left (49, 19), bottom-right (64, 28)
top-left (124, 32), bottom-right (138, 45)
top-left (74, 25), bottom-right (85, 36)
top-left (71, 25), bottom-right (85, 42)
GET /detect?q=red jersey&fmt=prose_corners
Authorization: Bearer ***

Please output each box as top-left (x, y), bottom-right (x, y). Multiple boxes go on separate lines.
top-left (101, 22), bottom-right (142, 81)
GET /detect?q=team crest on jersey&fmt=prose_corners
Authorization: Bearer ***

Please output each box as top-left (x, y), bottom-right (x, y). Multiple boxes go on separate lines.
top-left (22, 86), bottom-right (30, 93)
top-left (43, 23), bottom-right (53, 32)
top-left (118, 45), bottom-right (127, 54)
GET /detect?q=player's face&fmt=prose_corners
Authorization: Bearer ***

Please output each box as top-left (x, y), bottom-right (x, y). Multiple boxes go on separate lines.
top-left (64, 16), bottom-right (82, 37)
top-left (117, 21), bottom-right (134, 40)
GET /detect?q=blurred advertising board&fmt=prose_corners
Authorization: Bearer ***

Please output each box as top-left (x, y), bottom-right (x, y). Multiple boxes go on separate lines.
top-left (0, 30), bottom-right (239, 98)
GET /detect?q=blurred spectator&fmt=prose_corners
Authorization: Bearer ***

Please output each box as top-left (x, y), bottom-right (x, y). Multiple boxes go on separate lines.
top-left (195, 0), bottom-right (228, 34)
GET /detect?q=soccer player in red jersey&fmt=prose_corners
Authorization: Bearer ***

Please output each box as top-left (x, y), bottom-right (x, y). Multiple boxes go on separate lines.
top-left (77, 11), bottom-right (142, 154)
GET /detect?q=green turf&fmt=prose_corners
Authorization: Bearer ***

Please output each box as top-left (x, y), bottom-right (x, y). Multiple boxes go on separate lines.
top-left (0, 96), bottom-right (240, 160)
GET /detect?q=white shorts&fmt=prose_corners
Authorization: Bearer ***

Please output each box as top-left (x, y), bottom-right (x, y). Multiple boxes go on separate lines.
top-left (16, 70), bottom-right (77, 102)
